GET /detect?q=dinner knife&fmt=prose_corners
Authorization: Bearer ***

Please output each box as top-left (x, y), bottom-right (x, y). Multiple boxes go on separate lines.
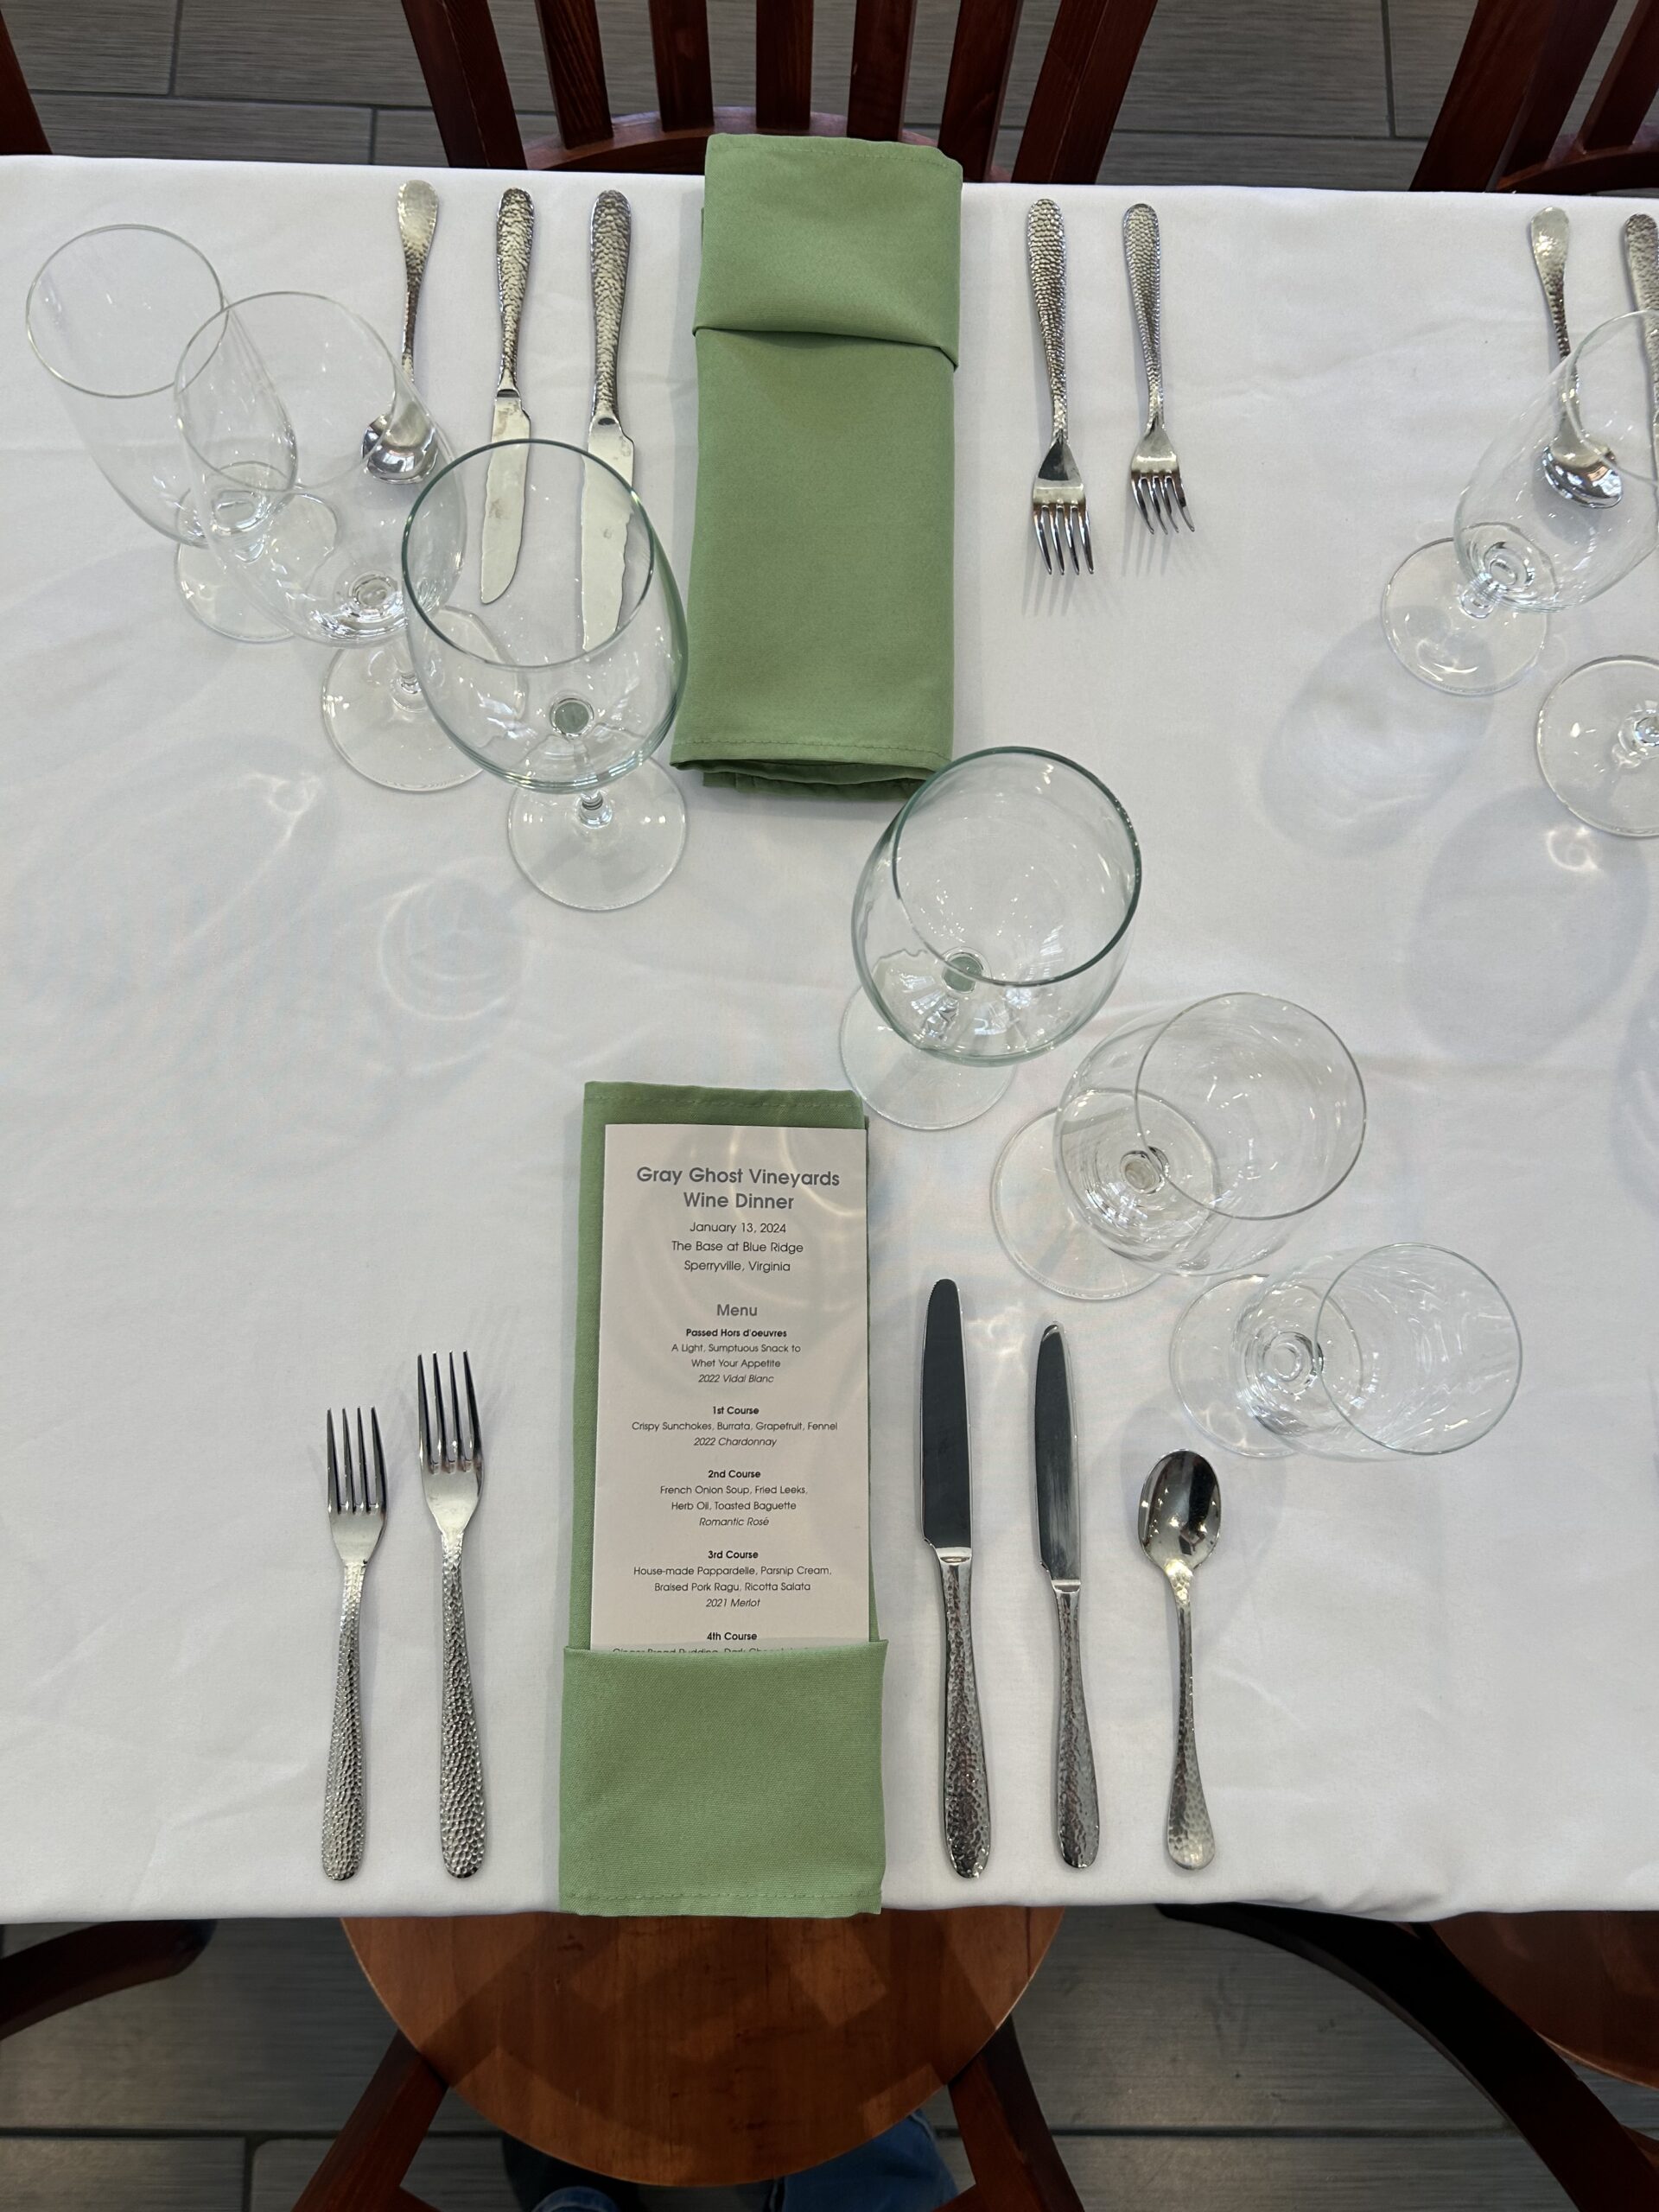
top-left (582, 189), bottom-right (635, 649)
top-left (480, 186), bottom-right (533, 605)
top-left (921, 1278), bottom-right (991, 1879)
top-left (1034, 1325), bottom-right (1099, 1871)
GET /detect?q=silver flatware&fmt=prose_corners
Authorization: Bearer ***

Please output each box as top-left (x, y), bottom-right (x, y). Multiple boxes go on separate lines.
top-left (1026, 198), bottom-right (1091, 575)
top-left (1034, 1325), bottom-right (1098, 1871)
top-left (1123, 201), bottom-right (1192, 534)
top-left (1531, 206), bottom-right (1622, 507)
top-left (322, 1406), bottom-right (386, 1884)
top-left (363, 180), bottom-right (441, 484)
top-left (1623, 213), bottom-right (1659, 469)
top-left (921, 1279), bottom-right (990, 1878)
top-left (480, 186), bottom-right (534, 604)
top-left (582, 189), bottom-right (635, 650)
top-left (1530, 206), bottom-right (1573, 364)
top-left (418, 1351), bottom-right (485, 1879)
top-left (1138, 1450), bottom-right (1219, 1871)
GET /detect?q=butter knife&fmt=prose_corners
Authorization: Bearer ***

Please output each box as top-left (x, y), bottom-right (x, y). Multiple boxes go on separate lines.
top-left (1034, 1325), bottom-right (1098, 1870)
top-left (921, 1279), bottom-right (990, 1879)
top-left (480, 186), bottom-right (533, 605)
top-left (582, 189), bottom-right (634, 650)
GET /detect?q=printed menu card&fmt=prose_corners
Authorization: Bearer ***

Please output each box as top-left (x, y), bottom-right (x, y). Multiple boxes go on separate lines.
top-left (589, 1121), bottom-right (870, 1651)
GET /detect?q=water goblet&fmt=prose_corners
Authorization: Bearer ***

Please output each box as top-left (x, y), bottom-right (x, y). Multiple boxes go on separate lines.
top-left (402, 439), bottom-right (688, 908)
top-left (994, 992), bottom-right (1365, 1300)
top-left (25, 225), bottom-right (288, 645)
top-left (840, 748), bottom-right (1141, 1133)
top-left (1382, 310), bottom-right (1659, 696)
top-left (175, 291), bottom-right (480, 794)
top-left (1169, 1243), bottom-right (1522, 1460)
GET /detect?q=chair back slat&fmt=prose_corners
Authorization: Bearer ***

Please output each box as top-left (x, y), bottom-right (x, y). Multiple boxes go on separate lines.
top-left (536, 0), bottom-right (613, 149)
top-left (648, 0), bottom-right (715, 132)
top-left (1013, 0), bottom-right (1154, 182)
top-left (756, 0), bottom-right (813, 132)
top-left (1412, 0), bottom-right (1556, 189)
top-left (1507, 0), bottom-right (1620, 169)
top-left (1580, 0), bottom-right (1659, 152)
top-left (403, 0), bottom-right (525, 167)
top-left (937, 0), bottom-right (1024, 180)
top-left (0, 10), bottom-right (46, 155)
top-left (846, 0), bottom-right (919, 140)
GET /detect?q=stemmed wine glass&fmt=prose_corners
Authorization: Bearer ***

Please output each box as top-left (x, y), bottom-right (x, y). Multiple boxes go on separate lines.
top-left (401, 440), bottom-right (689, 909)
top-left (1536, 654), bottom-right (1659, 836)
top-left (1382, 310), bottom-right (1659, 696)
top-left (175, 291), bottom-right (480, 794)
top-left (994, 993), bottom-right (1366, 1300)
top-left (25, 226), bottom-right (288, 645)
top-left (1169, 1243), bottom-right (1522, 1460)
top-left (840, 749), bottom-right (1141, 1132)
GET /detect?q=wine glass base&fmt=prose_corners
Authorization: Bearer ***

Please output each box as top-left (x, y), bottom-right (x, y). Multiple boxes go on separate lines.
top-left (506, 758), bottom-right (686, 910)
top-left (174, 543), bottom-right (289, 645)
top-left (991, 1112), bottom-right (1161, 1300)
top-left (1169, 1274), bottom-right (1294, 1459)
top-left (1537, 655), bottom-right (1659, 836)
top-left (322, 635), bottom-right (483, 794)
top-left (837, 991), bottom-right (1013, 1130)
top-left (1381, 537), bottom-right (1545, 696)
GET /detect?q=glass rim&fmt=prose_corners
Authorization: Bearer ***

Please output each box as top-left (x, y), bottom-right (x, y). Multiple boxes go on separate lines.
top-left (1131, 991), bottom-right (1368, 1222)
top-left (400, 436), bottom-right (662, 671)
top-left (26, 224), bottom-right (225, 401)
top-left (1311, 1242), bottom-right (1522, 1454)
top-left (882, 746), bottom-right (1142, 990)
top-left (1550, 309), bottom-right (1659, 488)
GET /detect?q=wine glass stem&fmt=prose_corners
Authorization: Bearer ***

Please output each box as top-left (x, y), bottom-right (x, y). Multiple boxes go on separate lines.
top-left (578, 791), bottom-right (614, 829)
top-left (1613, 707), bottom-right (1659, 769)
top-left (1456, 563), bottom-right (1506, 620)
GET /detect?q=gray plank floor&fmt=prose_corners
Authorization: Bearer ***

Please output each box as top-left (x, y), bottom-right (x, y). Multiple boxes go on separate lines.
top-left (2, 3), bottom-right (1647, 2208)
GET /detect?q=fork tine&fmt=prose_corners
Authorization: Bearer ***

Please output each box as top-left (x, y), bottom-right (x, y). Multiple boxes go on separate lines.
top-left (1033, 505), bottom-right (1052, 574)
top-left (1061, 505), bottom-right (1077, 572)
top-left (370, 1408), bottom-right (386, 1512)
top-left (340, 1408), bottom-right (355, 1511)
top-left (1133, 479), bottom-right (1152, 534)
top-left (1157, 478), bottom-right (1174, 534)
top-left (355, 1409), bottom-right (368, 1511)
top-left (447, 1352), bottom-right (461, 1465)
top-left (431, 1353), bottom-right (448, 1463)
top-left (462, 1352), bottom-right (481, 1465)
top-left (327, 1410), bottom-right (340, 1513)
top-left (417, 1357), bottom-right (431, 1474)
top-left (1173, 474), bottom-right (1193, 531)
top-left (1078, 503), bottom-right (1095, 575)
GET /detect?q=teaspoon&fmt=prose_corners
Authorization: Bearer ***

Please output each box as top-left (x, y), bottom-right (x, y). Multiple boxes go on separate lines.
top-left (1138, 1450), bottom-right (1220, 1870)
top-left (363, 180), bottom-right (442, 485)
top-left (1531, 206), bottom-right (1623, 508)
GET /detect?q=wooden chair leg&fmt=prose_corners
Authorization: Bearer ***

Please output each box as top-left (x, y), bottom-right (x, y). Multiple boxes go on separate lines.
top-left (292, 2031), bottom-right (447, 2212)
top-left (1160, 1904), bottom-right (1659, 2212)
top-left (0, 1921), bottom-right (213, 2042)
top-left (946, 2016), bottom-right (1084, 2212)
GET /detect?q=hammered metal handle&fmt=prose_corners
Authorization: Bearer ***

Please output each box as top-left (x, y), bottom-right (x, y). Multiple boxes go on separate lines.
top-left (322, 1560), bottom-right (366, 1883)
top-left (495, 186), bottom-right (533, 391)
top-left (1027, 198), bottom-right (1067, 443)
top-left (396, 180), bottom-right (438, 384)
top-left (1530, 207), bottom-right (1572, 364)
top-left (1166, 1578), bottom-right (1215, 1870)
top-left (1053, 1586), bottom-right (1099, 1870)
top-left (938, 1554), bottom-right (991, 1878)
top-left (440, 1531), bottom-right (485, 1878)
top-left (1124, 201), bottom-right (1164, 425)
top-left (1624, 214), bottom-right (1659, 469)
top-left (590, 188), bottom-right (631, 423)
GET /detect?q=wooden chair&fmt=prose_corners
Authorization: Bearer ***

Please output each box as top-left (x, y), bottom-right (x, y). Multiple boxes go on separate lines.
top-left (295, 1907), bottom-right (1083, 2209)
top-left (399, 0), bottom-right (1160, 181)
top-left (1161, 1904), bottom-right (1659, 2209)
top-left (0, 1921), bottom-right (213, 2042)
top-left (1414, 0), bottom-right (1659, 192)
top-left (0, 7), bottom-right (48, 155)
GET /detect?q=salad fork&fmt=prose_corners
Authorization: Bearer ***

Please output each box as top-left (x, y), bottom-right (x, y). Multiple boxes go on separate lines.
top-left (1027, 198), bottom-right (1092, 575)
top-left (323, 1407), bottom-right (385, 1884)
top-left (1123, 202), bottom-right (1192, 533)
top-left (419, 1352), bottom-right (486, 1878)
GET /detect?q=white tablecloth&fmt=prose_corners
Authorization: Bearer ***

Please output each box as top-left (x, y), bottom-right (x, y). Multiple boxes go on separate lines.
top-left (4, 154), bottom-right (1659, 1921)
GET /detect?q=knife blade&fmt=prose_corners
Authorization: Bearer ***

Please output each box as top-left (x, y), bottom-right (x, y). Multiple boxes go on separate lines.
top-left (921, 1279), bottom-right (990, 1879)
top-left (582, 189), bottom-right (635, 650)
top-left (1034, 1325), bottom-right (1099, 1871)
top-left (480, 186), bottom-right (533, 605)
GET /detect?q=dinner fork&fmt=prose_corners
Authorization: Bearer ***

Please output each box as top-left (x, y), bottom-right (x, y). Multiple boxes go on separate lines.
top-left (419, 1352), bottom-right (486, 1878)
top-left (1027, 198), bottom-right (1092, 575)
top-left (1123, 203), bottom-right (1192, 533)
top-left (323, 1407), bottom-right (385, 1884)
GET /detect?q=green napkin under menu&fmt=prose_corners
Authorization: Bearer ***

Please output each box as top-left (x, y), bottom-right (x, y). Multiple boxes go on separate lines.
top-left (559, 1081), bottom-right (887, 1917)
top-left (670, 135), bottom-right (963, 800)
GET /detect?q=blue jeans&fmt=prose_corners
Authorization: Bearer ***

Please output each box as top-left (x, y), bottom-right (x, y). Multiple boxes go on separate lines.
top-left (531, 2113), bottom-right (956, 2212)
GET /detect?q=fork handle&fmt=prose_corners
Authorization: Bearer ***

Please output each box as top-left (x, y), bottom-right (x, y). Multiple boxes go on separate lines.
top-left (1124, 202), bottom-right (1165, 425)
top-left (322, 1560), bottom-right (367, 1883)
top-left (440, 1532), bottom-right (486, 1878)
top-left (1027, 199), bottom-right (1068, 443)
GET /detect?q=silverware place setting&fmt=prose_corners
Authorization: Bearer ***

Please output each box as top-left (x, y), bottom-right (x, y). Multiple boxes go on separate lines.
top-left (322, 1405), bottom-right (386, 1884)
top-left (1123, 201), bottom-right (1192, 533)
top-left (1026, 198), bottom-right (1092, 575)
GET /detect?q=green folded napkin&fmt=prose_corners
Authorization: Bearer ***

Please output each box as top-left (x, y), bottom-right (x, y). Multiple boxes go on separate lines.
top-left (559, 1080), bottom-right (887, 1917)
top-left (670, 134), bottom-right (963, 800)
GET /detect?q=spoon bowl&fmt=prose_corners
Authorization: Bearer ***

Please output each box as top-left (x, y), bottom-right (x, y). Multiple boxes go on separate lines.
top-left (1138, 1449), bottom-right (1221, 1578)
